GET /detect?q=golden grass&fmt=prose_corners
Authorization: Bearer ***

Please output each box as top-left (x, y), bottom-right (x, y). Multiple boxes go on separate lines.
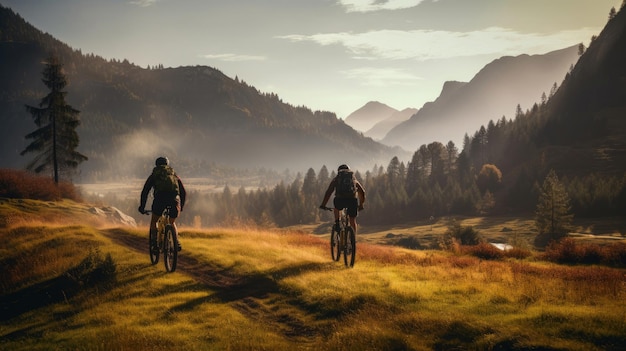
top-left (1, 200), bottom-right (625, 350)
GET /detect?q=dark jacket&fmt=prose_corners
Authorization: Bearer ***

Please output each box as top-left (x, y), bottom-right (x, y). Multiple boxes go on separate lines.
top-left (140, 172), bottom-right (186, 210)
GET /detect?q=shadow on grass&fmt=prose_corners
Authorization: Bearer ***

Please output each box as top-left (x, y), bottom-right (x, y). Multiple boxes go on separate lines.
top-left (1, 249), bottom-right (116, 322)
top-left (0, 274), bottom-right (80, 322)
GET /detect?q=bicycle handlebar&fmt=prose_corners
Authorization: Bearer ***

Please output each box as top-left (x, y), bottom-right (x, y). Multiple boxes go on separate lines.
top-left (319, 206), bottom-right (364, 212)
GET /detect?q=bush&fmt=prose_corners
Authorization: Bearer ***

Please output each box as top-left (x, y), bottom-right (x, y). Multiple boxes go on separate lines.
top-left (445, 221), bottom-right (483, 246)
top-left (542, 238), bottom-right (626, 267)
top-left (66, 249), bottom-right (117, 287)
top-left (503, 247), bottom-right (533, 260)
top-left (465, 242), bottom-right (504, 260)
top-left (396, 235), bottom-right (422, 250)
top-left (0, 168), bottom-right (80, 201)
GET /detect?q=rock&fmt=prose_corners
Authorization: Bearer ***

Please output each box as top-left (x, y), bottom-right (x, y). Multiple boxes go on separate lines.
top-left (89, 206), bottom-right (137, 227)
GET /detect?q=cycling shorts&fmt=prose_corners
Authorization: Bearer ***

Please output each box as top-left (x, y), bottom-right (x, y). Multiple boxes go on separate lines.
top-left (333, 197), bottom-right (359, 218)
top-left (152, 193), bottom-right (181, 218)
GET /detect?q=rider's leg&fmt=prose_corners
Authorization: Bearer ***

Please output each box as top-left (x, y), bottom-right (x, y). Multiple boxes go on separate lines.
top-left (347, 198), bottom-right (358, 235)
top-left (349, 216), bottom-right (357, 235)
top-left (170, 218), bottom-right (182, 251)
top-left (170, 198), bottom-right (182, 251)
top-left (149, 213), bottom-right (158, 247)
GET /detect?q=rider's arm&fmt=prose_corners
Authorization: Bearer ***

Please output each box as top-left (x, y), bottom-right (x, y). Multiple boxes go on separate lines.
top-left (356, 181), bottom-right (365, 207)
top-left (177, 176), bottom-right (186, 210)
top-left (320, 178), bottom-right (336, 207)
top-left (139, 175), bottom-right (154, 210)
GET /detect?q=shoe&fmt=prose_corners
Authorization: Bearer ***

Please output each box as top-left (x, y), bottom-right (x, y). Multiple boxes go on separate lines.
top-left (177, 243), bottom-right (182, 251)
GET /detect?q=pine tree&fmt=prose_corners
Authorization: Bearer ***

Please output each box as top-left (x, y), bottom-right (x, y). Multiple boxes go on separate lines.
top-left (21, 55), bottom-right (87, 183)
top-left (535, 170), bottom-right (574, 244)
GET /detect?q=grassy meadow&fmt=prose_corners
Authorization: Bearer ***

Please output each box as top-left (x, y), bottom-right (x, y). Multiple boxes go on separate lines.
top-left (1, 198), bottom-right (625, 350)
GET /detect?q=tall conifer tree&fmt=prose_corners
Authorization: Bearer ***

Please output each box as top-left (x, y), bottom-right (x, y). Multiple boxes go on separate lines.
top-left (21, 55), bottom-right (87, 183)
top-left (535, 169), bottom-right (574, 242)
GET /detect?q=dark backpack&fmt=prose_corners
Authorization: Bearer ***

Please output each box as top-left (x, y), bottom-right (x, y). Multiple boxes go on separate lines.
top-left (335, 171), bottom-right (356, 197)
top-left (152, 165), bottom-right (179, 194)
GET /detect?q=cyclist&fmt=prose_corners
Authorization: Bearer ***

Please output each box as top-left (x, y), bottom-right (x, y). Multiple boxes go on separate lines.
top-left (139, 156), bottom-right (187, 251)
top-left (319, 164), bottom-right (365, 235)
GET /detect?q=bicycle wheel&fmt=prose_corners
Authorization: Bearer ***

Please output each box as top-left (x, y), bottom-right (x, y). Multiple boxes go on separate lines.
top-left (149, 229), bottom-right (159, 265)
top-left (343, 227), bottom-right (356, 267)
top-left (330, 226), bottom-right (341, 261)
top-left (163, 225), bottom-right (178, 272)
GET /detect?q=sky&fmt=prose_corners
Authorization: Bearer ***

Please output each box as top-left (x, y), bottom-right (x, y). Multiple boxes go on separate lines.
top-left (2, 0), bottom-right (623, 118)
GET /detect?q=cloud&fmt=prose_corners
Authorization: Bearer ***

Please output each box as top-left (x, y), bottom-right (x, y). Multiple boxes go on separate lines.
top-left (200, 53), bottom-right (267, 62)
top-left (281, 27), bottom-right (596, 61)
top-left (338, 0), bottom-right (427, 12)
top-left (342, 67), bottom-right (423, 86)
top-left (129, 0), bottom-right (159, 7)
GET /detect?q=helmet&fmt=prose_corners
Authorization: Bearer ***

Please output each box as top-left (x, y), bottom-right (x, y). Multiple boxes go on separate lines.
top-left (155, 156), bottom-right (169, 166)
top-left (338, 164), bottom-right (350, 172)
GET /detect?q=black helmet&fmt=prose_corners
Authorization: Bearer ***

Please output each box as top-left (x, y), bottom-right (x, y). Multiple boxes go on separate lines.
top-left (338, 164), bottom-right (350, 172)
top-left (155, 156), bottom-right (169, 166)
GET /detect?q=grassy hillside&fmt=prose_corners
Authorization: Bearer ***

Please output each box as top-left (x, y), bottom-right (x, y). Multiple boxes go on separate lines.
top-left (1, 199), bottom-right (625, 350)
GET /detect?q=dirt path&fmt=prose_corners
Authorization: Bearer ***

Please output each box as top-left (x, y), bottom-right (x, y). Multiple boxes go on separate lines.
top-left (102, 228), bottom-right (321, 343)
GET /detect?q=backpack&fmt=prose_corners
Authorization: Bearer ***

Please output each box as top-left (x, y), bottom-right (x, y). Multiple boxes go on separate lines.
top-left (152, 165), bottom-right (179, 194)
top-left (335, 171), bottom-right (356, 197)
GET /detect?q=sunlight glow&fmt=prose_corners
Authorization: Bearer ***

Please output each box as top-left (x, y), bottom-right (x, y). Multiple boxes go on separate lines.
top-left (342, 67), bottom-right (423, 87)
top-left (128, 0), bottom-right (159, 7)
top-left (338, 0), bottom-right (427, 12)
top-left (200, 53), bottom-right (267, 62)
top-left (281, 27), bottom-right (596, 61)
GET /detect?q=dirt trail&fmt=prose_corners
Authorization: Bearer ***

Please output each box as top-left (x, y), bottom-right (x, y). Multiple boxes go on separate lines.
top-left (102, 228), bottom-right (321, 343)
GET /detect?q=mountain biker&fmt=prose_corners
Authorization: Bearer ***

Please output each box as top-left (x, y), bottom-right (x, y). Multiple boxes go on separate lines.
top-left (139, 156), bottom-right (187, 251)
top-left (319, 164), bottom-right (365, 235)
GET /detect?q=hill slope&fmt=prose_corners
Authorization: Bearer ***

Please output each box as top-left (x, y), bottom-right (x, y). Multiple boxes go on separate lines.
top-left (364, 107), bottom-right (418, 141)
top-left (1, 199), bottom-right (625, 350)
top-left (0, 5), bottom-right (405, 179)
top-left (344, 101), bottom-right (400, 132)
top-left (493, 6), bottom-right (626, 180)
top-left (383, 46), bottom-right (581, 150)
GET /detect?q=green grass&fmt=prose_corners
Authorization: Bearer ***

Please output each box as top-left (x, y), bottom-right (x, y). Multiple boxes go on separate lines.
top-left (1, 199), bottom-right (625, 350)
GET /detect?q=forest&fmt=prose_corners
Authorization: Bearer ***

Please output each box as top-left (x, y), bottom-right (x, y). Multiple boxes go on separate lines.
top-left (103, 104), bottom-right (626, 232)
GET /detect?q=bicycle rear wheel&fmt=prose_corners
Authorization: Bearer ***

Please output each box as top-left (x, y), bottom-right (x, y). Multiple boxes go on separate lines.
top-left (164, 225), bottom-right (178, 272)
top-left (343, 227), bottom-right (356, 267)
top-left (149, 229), bottom-right (159, 265)
top-left (330, 226), bottom-right (341, 261)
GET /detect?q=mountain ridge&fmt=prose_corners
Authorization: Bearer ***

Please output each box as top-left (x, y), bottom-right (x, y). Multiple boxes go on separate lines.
top-left (0, 5), bottom-right (406, 180)
top-left (383, 45), bottom-right (581, 150)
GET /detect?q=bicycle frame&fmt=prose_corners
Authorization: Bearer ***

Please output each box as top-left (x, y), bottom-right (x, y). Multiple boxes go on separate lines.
top-left (322, 206), bottom-right (356, 267)
top-left (146, 206), bottom-right (178, 272)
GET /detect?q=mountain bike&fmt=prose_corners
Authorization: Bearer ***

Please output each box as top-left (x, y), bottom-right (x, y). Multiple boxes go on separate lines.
top-left (321, 206), bottom-right (356, 267)
top-left (145, 207), bottom-right (178, 272)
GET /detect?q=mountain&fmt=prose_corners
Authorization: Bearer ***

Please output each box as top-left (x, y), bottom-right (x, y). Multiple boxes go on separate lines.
top-left (344, 101), bottom-right (399, 133)
top-left (0, 5), bottom-right (406, 180)
top-left (383, 45), bottom-right (581, 151)
top-left (494, 5), bottom-right (626, 180)
top-left (364, 107), bottom-right (418, 141)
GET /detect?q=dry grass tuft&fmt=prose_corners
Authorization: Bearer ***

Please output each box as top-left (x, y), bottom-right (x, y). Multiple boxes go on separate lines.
top-left (0, 168), bottom-right (81, 201)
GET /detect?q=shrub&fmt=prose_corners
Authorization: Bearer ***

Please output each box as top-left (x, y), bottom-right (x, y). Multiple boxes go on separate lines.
top-left (465, 242), bottom-right (504, 260)
top-left (65, 249), bottom-right (117, 287)
top-left (0, 168), bottom-right (81, 201)
top-left (503, 247), bottom-right (533, 260)
top-left (396, 235), bottom-right (422, 250)
top-left (444, 221), bottom-right (483, 246)
top-left (542, 238), bottom-right (626, 267)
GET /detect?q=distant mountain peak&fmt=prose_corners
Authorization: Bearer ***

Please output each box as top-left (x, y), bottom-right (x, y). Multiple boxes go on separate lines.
top-left (382, 45), bottom-right (581, 150)
top-left (344, 101), bottom-right (399, 133)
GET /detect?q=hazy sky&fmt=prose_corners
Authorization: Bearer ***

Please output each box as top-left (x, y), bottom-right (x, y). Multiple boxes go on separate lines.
top-left (2, 0), bottom-right (622, 118)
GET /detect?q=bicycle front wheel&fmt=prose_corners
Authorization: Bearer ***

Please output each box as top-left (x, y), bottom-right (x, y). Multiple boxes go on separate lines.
top-left (163, 225), bottom-right (178, 272)
top-left (343, 227), bottom-right (356, 267)
top-left (149, 229), bottom-right (159, 265)
top-left (330, 226), bottom-right (341, 261)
